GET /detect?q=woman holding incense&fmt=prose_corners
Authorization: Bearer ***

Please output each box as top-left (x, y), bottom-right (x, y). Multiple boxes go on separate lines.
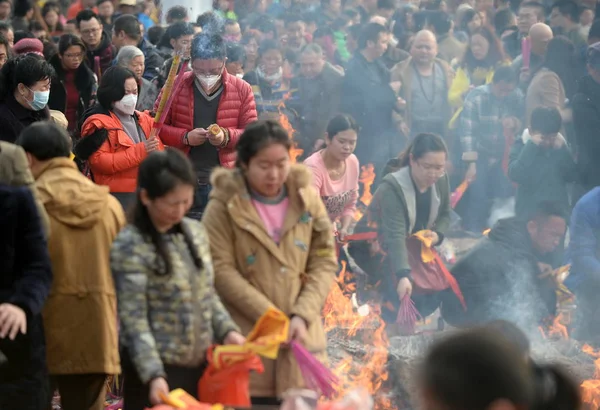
top-left (349, 133), bottom-right (454, 325)
top-left (74, 66), bottom-right (163, 209)
top-left (304, 114), bottom-right (360, 239)
top-left (111, 149), bottom-right (245, 409)
top-left (202, 120), bottom-right (337, 403)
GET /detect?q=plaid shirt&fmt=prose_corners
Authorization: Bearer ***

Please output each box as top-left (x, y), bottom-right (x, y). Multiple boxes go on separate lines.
top-left (459, 84), bottom-right (524, 157)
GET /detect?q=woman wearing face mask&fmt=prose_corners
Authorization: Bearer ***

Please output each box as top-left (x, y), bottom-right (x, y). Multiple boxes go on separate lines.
top-left (48, 34), bottom-right (96, 133)
top-left (0, 54), bottom-right (53, 143)
top-left (304, 114), bottom-right (360, 240)
top-left (243, 39), bottom-right (293, 119)
top-left (155, 32), bottom-right (257, 220)
top-left (202, 120), bottom-right (337, 404)
top-left (448, 26), bottom-right (507, 129)
top-left (74, 66), bottom-right (164, 209)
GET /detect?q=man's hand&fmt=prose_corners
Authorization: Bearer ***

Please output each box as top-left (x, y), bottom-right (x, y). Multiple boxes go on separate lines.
top-left (519, 67), bottom-right (531, 83)
top-left (187, 128), bottom-right (207, 146)
top-left (421, 230), bottom-right (439, 245)
top-left (0, 304), bottom-right (26, 340)
top-left (530, 133), bottom-right (543, 145)
top-left (553, 135), bottom-right (565, 149)
top-left (390, 81), bottom-right (402, 94)
top-left (398, 121), bottom-right (410, 137)
top-left (396, 97), bottom-right (407, 110)
top-left (208, 127), bottom-right (225, 146)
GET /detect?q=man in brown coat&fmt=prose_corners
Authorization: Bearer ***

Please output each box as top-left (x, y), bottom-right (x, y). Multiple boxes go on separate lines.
top-left (0, 141), bottom-right (49, 234)
top-left (16, 122), bottom-right (126, 410)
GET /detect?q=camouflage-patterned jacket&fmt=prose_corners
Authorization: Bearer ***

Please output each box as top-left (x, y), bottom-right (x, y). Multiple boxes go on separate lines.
top-left (110, 218), bottom-right (240, 384)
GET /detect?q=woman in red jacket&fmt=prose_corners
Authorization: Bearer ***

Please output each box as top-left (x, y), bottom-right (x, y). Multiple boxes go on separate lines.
top-left (74, 66), bottom-right (164, 209)
top-left (155, 31), bottom-right (257, 219)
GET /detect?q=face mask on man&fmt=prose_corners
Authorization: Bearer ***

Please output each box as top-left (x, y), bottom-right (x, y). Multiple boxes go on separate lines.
top-left (114, 94), bottom-right (138, 115)
top-left (26, 87), bottom-right (50, 111)
top-left (196, 73), bottom-right (222, 90)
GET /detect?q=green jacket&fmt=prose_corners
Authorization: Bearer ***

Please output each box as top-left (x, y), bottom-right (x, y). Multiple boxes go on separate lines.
top-left (110, 218), bottom-right (240, 384)
top-left (356, 166), bottom-right (451, 276)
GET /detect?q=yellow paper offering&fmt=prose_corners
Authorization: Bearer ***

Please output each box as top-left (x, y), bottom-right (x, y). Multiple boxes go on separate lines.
top-left (212, 307), bottom-right (290, 369)
top-left (159, 389), bottom-right (224, 409)
top-left (413, 230), bottom-right (435, 263)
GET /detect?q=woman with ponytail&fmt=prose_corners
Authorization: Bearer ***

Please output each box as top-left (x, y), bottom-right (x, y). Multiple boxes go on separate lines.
top-left (0, 54), bottom-right (54, 143)
top-left (349, 133), bottom-right (452, 325)
top-left (110, 149), bottom-right (245, 410)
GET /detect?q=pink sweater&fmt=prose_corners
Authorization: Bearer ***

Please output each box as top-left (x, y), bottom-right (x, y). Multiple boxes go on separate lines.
top-left (251, 195), bottom-right (289, 243)
top-left (304, 151), bottom-right (359, 221)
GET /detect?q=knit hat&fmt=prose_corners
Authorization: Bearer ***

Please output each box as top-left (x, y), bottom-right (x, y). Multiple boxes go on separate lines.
top-left (49, 110), bottom-right (68, 130)
top-left (13, 38), bottom-right (44, 57)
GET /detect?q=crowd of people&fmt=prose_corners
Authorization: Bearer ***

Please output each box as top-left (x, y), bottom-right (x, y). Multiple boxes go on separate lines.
top-left (2, 0), bottom-right (600, 408)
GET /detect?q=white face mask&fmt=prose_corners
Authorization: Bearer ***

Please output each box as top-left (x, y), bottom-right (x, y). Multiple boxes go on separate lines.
top-left (236, 73), bottom-right (244, 79)
top-left (114, 94), bottom-right (137, 115)
top-left (196, 74), bottom-right (221, 90)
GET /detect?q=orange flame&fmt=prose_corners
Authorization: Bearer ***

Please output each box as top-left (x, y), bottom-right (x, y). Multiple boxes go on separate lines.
top-left (353, 164), bottom-right (377, 221)
top-left (547, 312), bottom-right (569, 339)
top-left (581, 344), bottom-right (600, 407)
top-left (277, 100), bottom-right (303, 163)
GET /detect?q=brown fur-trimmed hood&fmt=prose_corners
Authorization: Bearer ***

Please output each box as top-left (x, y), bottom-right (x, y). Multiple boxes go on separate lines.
top-left (209, 163), bottom-right (314, 204)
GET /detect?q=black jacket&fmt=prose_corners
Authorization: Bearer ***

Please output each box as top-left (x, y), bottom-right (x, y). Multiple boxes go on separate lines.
top-left (572, 75), bottom-right (600, 190)
top-left (84, 31), bottom-right (116, 76)
top-left (502, 30), bottom-right (522, 60)
top-left (0, 95), bottom-right (50, 143)
top-left (138, 38), bottom-right (164, 81)
top-left (442, 217), bottom-right (557, 328)
top-left (48, 54), bottom-right (96, 129)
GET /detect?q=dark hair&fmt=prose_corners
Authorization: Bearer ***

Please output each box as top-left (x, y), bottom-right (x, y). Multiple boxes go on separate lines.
top-left (377, 0), bottom-right (395, 11)
top-left (114, 14), bottom-right (141, 42)
top-left (347, 23), bottom-right (363, 40)
top-left (66, 19), bottom-right (76, 25)
top-left (76, 9), bottom-right (99, 27)
top-left (96, 0), bottom-right (112, 6)
top-left (531, 364), bottom-right (581, 410)
top-left (421, 328), bottom-right (534, 410)
top-left (0, 33), bottom-right (10, 56)
top-left (313, 26), bottom-right (334, 40)
top-left (484, 320), bottom-right (531, 356)
top-left (427, 11), bottom-right (451, 35)
top-left (0, 22), bottom-right (12, 33)
top-left (343, 8), bottom-right (359, 21)
top-left (249, 14), bottom-right (277, 38)
top-left (196, 11), bottom-right (224, 34)
top-left (191, 31), bottom-right (226, 60)
top-left (16, 121), bottom-right (71, 160)
top-left (226, 42), bottom-right (245, 63)
top-left (589, 19), bottom-right (600, 41)
top-left (0, 0), bottom-right (10, 6)
top-left (236, 120), bottom-right (291, 167)
top-left (224, 18), bottom-right (238, 28)
top-left (492, 65), bottom-right (517, 83)
top-left (494, 8), bottom-right (516, 36)
top-left (166, 5), bottom-right (188, 22)
top-left (520, 1), bottom-right (546, 20)
top-left (530, 106), bottom-right (562, 135)
top-left (0, 54), bottom-right (54, 100)
top-left (257, 38), bottom-right (280, 58)
top-left (530, 200), bottom-right (567, 223)
top-left (58, 33), bottom-right (86, 55)
top-left (358, 22), bottom-right (388, 50)
top-left (147, 25), bottom-right (165, 46)
top-left (398, 132), bottom-right (447, 167)
top-left (28, 20), bottom-right (45, 34)
top-left (551, 0), bottom-right (579, 22)
top-left (14, 30), bottom-right (35, 43)
top-left (158, 21), bottom-right (194, 49)
top-left (96, 65), bottom-right (137, 109)
top-left (462, 26), bottom-right (506, 71)
top-left (326, 114), bottom-right (360, 139)
top-left (459, 9), bottom-right (480, 33)
top-left (543, 36), bottom-right (577, 99)
top-left (13, 0), bottom-right (33, 18)
top-left (42, 1), bottom-right (64, 32)
top-left (133, 149), bottom-right (201, 276)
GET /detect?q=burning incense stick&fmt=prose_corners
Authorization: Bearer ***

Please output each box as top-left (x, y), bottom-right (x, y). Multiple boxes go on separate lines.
top-left (153, 53), bottom-right (182, 129)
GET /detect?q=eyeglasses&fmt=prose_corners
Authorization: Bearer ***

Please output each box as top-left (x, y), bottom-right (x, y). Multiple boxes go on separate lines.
top-left (193, 63), bottom-right (225, 77)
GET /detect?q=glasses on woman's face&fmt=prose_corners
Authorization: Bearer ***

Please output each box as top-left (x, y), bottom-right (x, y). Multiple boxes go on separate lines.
top-left (64, 52), bottom-right (84, 60)
top-left (417, 160), bottom-right (446, 176)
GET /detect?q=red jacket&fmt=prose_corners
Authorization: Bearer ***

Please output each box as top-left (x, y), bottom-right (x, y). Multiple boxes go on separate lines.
top-left (155, 70), bottom-right (257, 168)
top-left (81, 110), bottom-right (163, 193)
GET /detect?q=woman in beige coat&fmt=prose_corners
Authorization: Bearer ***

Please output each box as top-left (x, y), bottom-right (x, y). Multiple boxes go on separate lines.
top-left (202, 120), bottom-right (337, 404)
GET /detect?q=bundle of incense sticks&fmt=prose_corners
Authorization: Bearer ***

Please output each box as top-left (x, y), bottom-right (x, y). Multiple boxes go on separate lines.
top-left (153, 53), bottom-right (183, 130)
top-left (94, 56), bottom-right (101, 81)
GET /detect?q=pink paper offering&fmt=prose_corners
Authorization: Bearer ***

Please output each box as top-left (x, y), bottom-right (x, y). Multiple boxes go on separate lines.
top-left (522, 37), bottom-right (531, 69)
